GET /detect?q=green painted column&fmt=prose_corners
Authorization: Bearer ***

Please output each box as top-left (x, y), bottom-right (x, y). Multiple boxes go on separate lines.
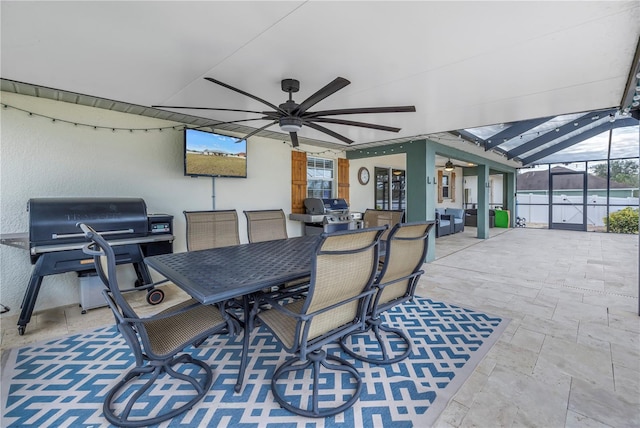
top-left (476, 164), bottom-right (490, 239)
top-left (405, 141), bottom-right (427, 221)
top-left (405, 140), bottom-right (436, 261)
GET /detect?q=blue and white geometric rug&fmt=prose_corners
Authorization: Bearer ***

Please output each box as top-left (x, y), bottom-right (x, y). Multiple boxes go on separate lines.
top-left (1, 297), bottom-right (508, 427)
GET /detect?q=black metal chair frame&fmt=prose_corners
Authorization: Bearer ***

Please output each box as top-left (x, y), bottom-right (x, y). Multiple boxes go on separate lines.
top-left (257, 226), bottom-right (386, 418)
top-left (341, 221), bottom-right (434, 365)
top-left (79, 223), bottom-right (236, 427)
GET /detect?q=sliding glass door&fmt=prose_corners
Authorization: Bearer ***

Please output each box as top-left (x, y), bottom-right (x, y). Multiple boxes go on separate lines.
top-left (375, 167), bottom-right (405, 210)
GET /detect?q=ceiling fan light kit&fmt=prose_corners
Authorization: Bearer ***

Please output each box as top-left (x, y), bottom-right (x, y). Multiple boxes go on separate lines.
top-left (279, 116), bottom-right (303, 133)
top-left (153, 77), bottom-right (416, 147)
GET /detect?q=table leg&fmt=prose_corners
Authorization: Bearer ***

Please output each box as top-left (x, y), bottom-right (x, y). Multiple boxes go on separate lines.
top-left (234, 294), bottom-right (251, 393)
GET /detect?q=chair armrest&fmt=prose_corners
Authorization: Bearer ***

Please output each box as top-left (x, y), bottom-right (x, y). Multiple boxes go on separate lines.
top-left (105, 291), bottom-right (224, 325)
top-left (119, 300), bottom-right (204, 325)
top-left (261, 288), bottom-right (377, 323)
top-left (377, 269), bottom-right (424, 289)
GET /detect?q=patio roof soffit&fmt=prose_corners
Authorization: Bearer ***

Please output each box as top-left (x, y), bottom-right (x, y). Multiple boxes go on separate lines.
top-left (619, 36), bottom-right (640, 117)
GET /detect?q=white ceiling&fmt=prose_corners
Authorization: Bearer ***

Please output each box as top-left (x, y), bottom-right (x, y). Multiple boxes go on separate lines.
top-left (2, 1), bottom-right (639, 152)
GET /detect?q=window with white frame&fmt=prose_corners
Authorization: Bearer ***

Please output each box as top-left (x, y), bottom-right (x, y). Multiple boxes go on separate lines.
top-left (307, 157), bottom-right (334, 198)
top-left (441, 174), bottom-right (450, 199)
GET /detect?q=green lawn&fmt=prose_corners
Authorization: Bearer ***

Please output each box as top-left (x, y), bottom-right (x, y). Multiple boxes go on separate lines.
top-left (186, 153), bottom-right (246, 177)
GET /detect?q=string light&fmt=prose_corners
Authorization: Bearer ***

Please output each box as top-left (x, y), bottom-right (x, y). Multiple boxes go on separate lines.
top-left (4, 103), bottom-right (345, 154)
top-left (2, 103), bottom-right (184, 133)
top-left (6, 102), bottom-right (634, 157)
top-left (284, 141), bottom-right (344, 156)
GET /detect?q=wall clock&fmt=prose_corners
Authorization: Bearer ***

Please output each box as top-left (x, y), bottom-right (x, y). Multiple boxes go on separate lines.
top-left (358, 167), bottom-right (370, 185)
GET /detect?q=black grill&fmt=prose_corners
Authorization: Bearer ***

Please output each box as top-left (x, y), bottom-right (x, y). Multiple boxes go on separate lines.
top-left (8, 197), bottom-right (174, 335)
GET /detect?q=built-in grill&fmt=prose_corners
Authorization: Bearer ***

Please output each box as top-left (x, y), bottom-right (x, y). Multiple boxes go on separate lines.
top-left (0, 197), bottom-right (174, 335)
top-left (290, 198), bottom-right (361, 235)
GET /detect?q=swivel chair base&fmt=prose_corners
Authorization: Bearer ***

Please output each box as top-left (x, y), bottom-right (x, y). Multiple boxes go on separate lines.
top-left (271, 349), bottom-right (362, 418)
top-left (103, 354), bottom-right (212, 427)
top-left (341, 317), bottom-right (412, 365)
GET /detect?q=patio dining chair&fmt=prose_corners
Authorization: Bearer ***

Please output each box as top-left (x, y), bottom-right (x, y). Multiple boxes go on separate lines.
top-left (257, 226), bottom-right (386, 417)
top-left (79, 223), bottom-right (237, 427)
top-left (244, 209), bottom-right (288, 243)
top-left (341, 221), bottom-right (434, 364)
top-left (184, 209), bottom-right (240, 251)
top-left (244, 208), bottom-right (308, 293)
top-left (363, 208), bottom-right (404, 240)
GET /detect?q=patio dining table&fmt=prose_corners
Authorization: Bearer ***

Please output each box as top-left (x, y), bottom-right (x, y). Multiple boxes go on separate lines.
top-left (144, 235), bottom-right (320, 392)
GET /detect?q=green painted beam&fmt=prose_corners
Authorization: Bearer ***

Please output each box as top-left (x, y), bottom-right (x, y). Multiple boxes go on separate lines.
top-left (347, 138), bottom-right (517, 174)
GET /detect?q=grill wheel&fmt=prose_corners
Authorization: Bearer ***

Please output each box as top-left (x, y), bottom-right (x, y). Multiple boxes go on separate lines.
top-left (146, 289), bottom-right (165, 305)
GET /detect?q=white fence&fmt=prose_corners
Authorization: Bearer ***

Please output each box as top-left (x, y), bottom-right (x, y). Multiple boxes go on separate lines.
top-left (516, 193), bottom-right (639, 226)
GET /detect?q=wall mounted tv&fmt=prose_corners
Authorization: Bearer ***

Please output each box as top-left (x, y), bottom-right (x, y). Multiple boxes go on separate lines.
top-left (184, 128), bottom-right (247, 178)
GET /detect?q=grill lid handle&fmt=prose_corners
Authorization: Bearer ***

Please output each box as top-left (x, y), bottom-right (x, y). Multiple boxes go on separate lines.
top-left (52, 228), bottom-right (134, 240)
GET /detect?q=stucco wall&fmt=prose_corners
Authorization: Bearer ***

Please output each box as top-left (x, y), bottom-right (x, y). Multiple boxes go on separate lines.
top-left (348, 154), bottom-right (406, 213)
top-left (464, 174), bottom-right (505, 208)
top-left (0, 92), bottom-right (346, 313)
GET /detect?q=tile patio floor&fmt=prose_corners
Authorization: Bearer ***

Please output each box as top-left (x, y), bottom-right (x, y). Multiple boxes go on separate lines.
top-left (1, 227), bottom-right (638, 427)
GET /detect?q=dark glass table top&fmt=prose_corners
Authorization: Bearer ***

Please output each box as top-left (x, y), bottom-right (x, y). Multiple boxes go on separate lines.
top-left (145, 235), bottom-right (319, 305)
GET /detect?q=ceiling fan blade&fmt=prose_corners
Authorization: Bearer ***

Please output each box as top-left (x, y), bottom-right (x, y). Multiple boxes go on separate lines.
top-left (237, 120), bottom-right (279, 141)
top-left (195, 117), bottom-right (274, 130)
top-left (310, 117), bottom-right (401, 133)
top-left (303, 121), bottom-right (354, 144)
top-left (204, 77), bottom-right (286, 114)
top-left (290, 132), bottom-right (299, 148)
top-left (304, 105), bottom-right (416, 119)
top-left (294, 77), bottom-right (350, 115)
top-left (152, 105), bottom-right (270, 115)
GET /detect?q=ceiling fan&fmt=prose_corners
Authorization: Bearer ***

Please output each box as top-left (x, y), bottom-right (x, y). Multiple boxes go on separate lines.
top-left (152, 77), bottom-right (416, 147)
top-left (437, 158), bottom-right (474, 171)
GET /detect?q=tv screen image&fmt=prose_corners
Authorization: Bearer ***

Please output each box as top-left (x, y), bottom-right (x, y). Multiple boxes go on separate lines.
top-left (184, 129), bottom-right (247, 178)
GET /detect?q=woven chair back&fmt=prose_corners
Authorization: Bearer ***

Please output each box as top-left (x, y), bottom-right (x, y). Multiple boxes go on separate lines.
top-left (302, 227), bottom-right (384, 341)
top-left (244, 209), bottom-right (288, 243)
top-left (376, 221), bottom-right (434, 306)
top-left (363, 209), bottom-right (404, 240)
top-left (184, 210), bottom-right (240, 251)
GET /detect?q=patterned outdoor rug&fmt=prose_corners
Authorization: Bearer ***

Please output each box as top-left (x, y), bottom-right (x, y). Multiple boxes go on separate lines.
top-left (1, 297), bottom-right (508, 427)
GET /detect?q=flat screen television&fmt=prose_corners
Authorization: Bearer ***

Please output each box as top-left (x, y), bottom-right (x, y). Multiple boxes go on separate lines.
top-left (184, 128), bottom-right (247, 178)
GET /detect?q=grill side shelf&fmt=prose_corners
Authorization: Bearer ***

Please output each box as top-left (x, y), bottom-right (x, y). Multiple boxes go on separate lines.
top-left (0, 232), bottom-right (29, 250)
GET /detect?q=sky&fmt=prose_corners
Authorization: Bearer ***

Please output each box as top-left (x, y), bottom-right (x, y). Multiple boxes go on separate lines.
top-left (185, 129), bottom-right (246, 155)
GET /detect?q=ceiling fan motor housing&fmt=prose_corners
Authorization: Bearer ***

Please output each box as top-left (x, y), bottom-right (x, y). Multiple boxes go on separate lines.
top-left (281, 78), bottom-right (300, 93)
top-left (279, 99), bottom-right (298, 113)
